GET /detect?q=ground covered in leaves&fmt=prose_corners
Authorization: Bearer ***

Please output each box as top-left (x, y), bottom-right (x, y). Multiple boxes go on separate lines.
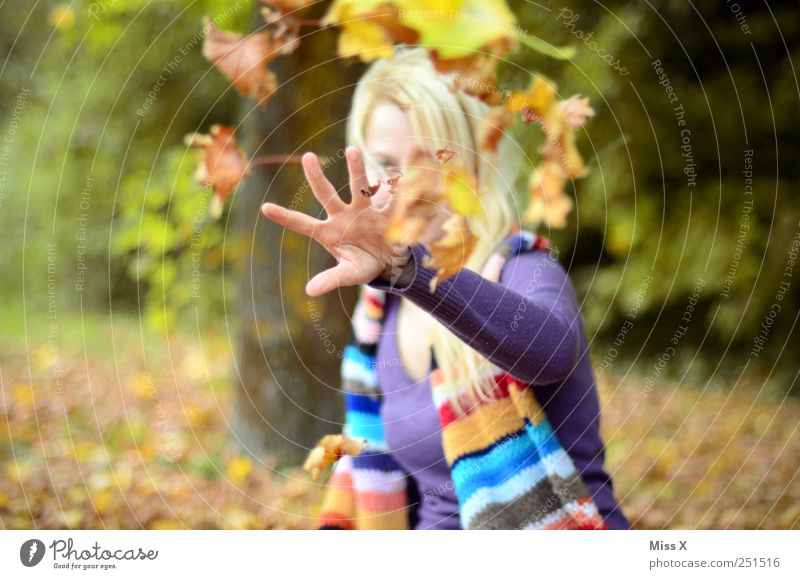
top-left (1, 313), bottom-right (798, 530)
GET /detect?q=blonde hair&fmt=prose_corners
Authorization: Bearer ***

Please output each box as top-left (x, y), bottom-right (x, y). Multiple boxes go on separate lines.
top-left (347, 47), bottom-right (519, 410)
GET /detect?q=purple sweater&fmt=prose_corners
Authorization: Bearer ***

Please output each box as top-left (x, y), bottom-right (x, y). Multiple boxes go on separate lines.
top-left (369, 243), bottom-right (630, 530)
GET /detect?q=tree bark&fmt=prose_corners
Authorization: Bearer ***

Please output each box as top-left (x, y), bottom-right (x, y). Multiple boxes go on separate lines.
top-left (234, 14), bottom-right (363, 465)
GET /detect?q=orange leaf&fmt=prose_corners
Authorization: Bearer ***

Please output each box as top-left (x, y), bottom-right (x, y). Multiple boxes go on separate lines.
top-left (524, 160), bottom-right (572, 228)
top-left (424, 214), bottom-right (478, 291)
top-left (479, 106), bottom-right (514, 152)
top-left (185, 124), bottom-right (251, 200)
top-left (303, 434), bottom-right (366, 480)
top-left (202, 19), bottom-right (278, 106)
top-left (387, 152), bottom-right (445, 245)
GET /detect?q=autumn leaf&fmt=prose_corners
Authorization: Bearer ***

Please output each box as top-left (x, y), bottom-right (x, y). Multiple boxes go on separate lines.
top-left (398, 0), bottom-right (517, 61)
top-left (387, 152), bottom-right (445, 244)
top-left (303, 434), bottom-right (366, 480)
top-left (184, 124), bottom-right (251, 208)
top-left (436, 51), bottom-right (502, 103)
top-left (323, 1), bottom-right (416, 62)
top-left (443, 167), bottom-right (482, 217)
top-left (424, 214), bottom-right (478, 291)
top-left (509, 76), bottom-right (558, 121)
top-left (523, 160), bottom-right (572, 229)
top-left (202, 18), bottom-right (278, 106)
top-left (226, 455), bottom-right (254, 483)
top-left (479, 106), bottom-right (514, 152)
top-left (540, 112), bottom-right (588, 179)
top-left (436, 147), bottom-right (456, 164)
top-left (560, 95), bottom-right (595, 129)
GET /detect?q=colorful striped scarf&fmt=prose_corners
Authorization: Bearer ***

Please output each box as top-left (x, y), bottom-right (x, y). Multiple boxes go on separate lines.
top-left (316, 231), bottom-right (607, 530)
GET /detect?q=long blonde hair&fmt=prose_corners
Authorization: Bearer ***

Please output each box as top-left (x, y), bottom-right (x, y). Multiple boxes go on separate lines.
top-left (347, 47), bottom-right (518, 409)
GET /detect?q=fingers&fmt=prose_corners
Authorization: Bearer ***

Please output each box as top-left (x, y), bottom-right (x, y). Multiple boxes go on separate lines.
top-left (345, 146), bottom-right (373, 209)
top-left (306, 264), bottom-right (358, 297)
top-left (302, 152), bottom-right (345, 215)
top-left (261, 202), bottom-right (323, 240)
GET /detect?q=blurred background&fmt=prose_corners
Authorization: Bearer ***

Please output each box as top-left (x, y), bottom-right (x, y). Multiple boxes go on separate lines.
top-left (0, 0), bottom-right (798, 529)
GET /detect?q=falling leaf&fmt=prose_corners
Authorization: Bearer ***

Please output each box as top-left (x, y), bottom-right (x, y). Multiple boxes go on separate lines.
top-left (384, 171), bottom-right (402, 190)
top-left (436, 50), bottom-right (503, 104)
top-left (303, 434), bottom-right (366, 480)
top-left (261, 3), bottom-right (308, 56)
top-left (443, 167), bottom-right (482, 217)
top-left (436, 147), bottom-right (456, 164)
top-left (424, 214), bottom-right (477, 290)
top-left (560, 95), bottom-right (595, 129)
top-left (479, 106), bottom-right (514, 152)
top-left (360, 183), bottom-right (380, 197)
top-left (185, 124), bottom-right (251, 201)
top-left (202, 19), bottom-right (278, 106)
top-left (509, 76), bottom-right (557, 121)
top-left (386, 152), bottom-right (445, 244)
top-left (523, 160), bottom-right (572, 229)
top-left (539, 112), bottom-right (588, 179)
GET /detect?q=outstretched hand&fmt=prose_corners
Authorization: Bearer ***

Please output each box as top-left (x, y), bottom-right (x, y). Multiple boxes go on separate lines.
top-left (261, 146), bottom-right (411, 297)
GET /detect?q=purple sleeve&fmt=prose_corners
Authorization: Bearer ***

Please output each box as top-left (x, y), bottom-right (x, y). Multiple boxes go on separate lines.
top-left (367, 244), bottom-right (581, 385)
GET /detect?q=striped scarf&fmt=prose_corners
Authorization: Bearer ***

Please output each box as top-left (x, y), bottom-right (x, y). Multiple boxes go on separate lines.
top-left (316, 231), bottom-right (607, 530)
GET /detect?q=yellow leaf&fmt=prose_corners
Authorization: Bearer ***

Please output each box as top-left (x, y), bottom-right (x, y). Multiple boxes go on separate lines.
top-left (509, 76), bottom-right (557, 118)
top-left (444, 168), bottom-right (483, 217)
top-left (132, 372), bottom-right (154, 400)
top-left (11, 383), bottom-right (34, 406)
top-left (226, 455), bottom-right (253, 483)
top-left (324, 1), bottom-right (400, 62)
top-left (5, 461), bottom-right (32, 484)
top-left (303, 434), bottom-right (366, 479)
top-left (93, 489), bottom-right (112, 515)
top-left (397, 0), bottom-right (516, 60)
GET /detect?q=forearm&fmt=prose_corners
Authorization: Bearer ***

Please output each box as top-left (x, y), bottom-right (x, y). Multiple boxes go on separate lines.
top-left (369, 244), bottom-right (580, 385)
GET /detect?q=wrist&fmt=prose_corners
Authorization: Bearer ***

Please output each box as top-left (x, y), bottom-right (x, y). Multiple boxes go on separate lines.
top-left (379, 246), bottom-right (414, 288)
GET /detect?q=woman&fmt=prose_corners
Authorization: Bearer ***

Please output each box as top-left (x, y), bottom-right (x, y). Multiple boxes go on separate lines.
top-left (261, 48), bottom-right (629, 530)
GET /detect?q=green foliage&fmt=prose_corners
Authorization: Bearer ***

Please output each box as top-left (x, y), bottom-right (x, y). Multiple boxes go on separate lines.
top-left (0, 0), bottom-right (253, 330)
top-left (506, 0), bottom-right (799, 386)
top-left (112, 146), bottom-right (235, 331)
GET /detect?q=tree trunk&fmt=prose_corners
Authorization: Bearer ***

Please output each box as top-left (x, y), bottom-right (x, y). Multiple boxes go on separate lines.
top-left (234, 15), bottom-right (364, 465)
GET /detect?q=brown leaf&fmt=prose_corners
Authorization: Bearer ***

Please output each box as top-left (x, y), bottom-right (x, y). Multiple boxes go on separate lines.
top-left (185, 124), bottom-right (251, 201)
top-left (479, 106), bottom-right (514, 152)
top-left (202, 19), bottom-right (278, 106)
top-left (436, 147), bottom-right (456, 164)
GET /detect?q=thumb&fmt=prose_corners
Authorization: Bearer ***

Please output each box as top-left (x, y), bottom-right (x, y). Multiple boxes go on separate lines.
top-left (306, 265), bottom-right (349, 297)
